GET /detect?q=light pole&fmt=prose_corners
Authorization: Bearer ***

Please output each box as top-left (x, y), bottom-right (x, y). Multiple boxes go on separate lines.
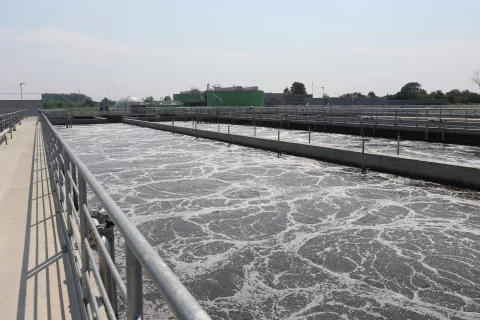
top-left (20, 82), bottom-right (26, 101)
top-left (321, 87), bottom-right (325, 97)
top-left (312, 82), bottom-right (314, 97)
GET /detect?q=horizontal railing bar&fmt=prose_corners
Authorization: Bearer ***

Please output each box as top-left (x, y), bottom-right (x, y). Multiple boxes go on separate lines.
top-left (84, 238), bottom-right (117, 320)
top-left (85, 302), bottom-right (93, 320)
top-left (66, 212), bottom-right (82, 255)
top-left (67, 194), bottom-right (81, 226)
top-left (83, 204), bottom-right (127, 300)
top-left (67, 171), bottom-right (79, 196)
top-left (41, 112), bottom-right (211, 319)
top-left (84, 270), bottom-right (103, 320)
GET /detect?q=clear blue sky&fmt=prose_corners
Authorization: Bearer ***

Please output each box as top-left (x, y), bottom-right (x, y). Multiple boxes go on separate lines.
top-left (1, 0), bottom-right (479, 100)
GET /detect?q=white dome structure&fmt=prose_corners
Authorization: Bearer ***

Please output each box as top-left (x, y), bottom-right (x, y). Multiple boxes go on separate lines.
top-left (113, 96), bottom-right (147, 111)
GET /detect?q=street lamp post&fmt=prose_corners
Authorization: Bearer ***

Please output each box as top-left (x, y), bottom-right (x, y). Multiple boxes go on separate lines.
top-left (311, 82), bottom-right (314, 97)
top-left (20, 83), bottom-right (26, 106)
top-left (321, 87), bottom-right (325, 97)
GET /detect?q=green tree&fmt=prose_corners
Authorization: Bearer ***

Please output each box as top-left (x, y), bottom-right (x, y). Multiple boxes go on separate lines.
top-left (41, 93), bottom-right (92, 106)
top-left (290, 82), bottom-right (307, 94)
top-left (429, 90), bottom-right (445, 100)
top-left (399, 82), bottom-right (427, 99)
top-left (100, 97), bottom-right (109, 105)
top-left (283, 87), bottom-right (290, 94)
top-left (83, 98), bottom-right (95, 107)
top-left (163, 96), bottom-right (172, 102)
top-left (367, 91), bottom-right (376, 97)
top-left (143, 96), bottom-right (154, 103)
top-left (340, 92), bottom-right (365, 98)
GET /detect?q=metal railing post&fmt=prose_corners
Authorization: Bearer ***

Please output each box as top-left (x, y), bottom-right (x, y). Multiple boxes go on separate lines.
top-left (58, 144), bottom-right (65, 203)
top-left (64, 151), bottom-right (73, 235)
top-left (126, 245), bottom-right (143, 320)
top-left (71, 162), bottom-right (79, 210)
top-left (79, 175), bottom-right (90, 298)
top-left (308, 126), bottom-right (311, 143)
top-left (442, 121), bottom-right (445, 142)
top-left (362, 139), bottom-right (366, 174)
top-left (465, 110), bottom-right (468, 130)
top-left (397, 132), bottom-right (400, 155)
top-left (99, 234), bottom-right (117, 316)
top-left (277, 130), bottom-right (281, 157)
top-left (425, 121), bottom-right (429, 141)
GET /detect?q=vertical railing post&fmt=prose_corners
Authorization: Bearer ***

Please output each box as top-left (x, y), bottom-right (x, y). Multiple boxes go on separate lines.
top-left (71, 162), bottom-right (79, 210)
top-left (308, 126), bottom-right (311, 143)
top-left (442, 121), bottom-right (445, 142)
top-left (126, 245), bottom-right (143, 320)
top-left (79, 175), bottom-right (89, 298)
top-left (64, 151), bottom-right (73, 235)
top-left (277, 130), bottom-right (281, 157)
top-left (361, 138), bottom-right (366, 174)
top-left (397, 132), bottom-right (400, 155)
top-left (465, 109), bottom-right (468, 130)
top-left (58, 144), bottom-right (65, 204)
top-left (100, 235), bottom-right (117, 316)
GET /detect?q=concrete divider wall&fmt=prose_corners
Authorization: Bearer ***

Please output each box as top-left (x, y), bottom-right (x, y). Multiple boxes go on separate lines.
top-left (123, 118), bottom-right (480, 190)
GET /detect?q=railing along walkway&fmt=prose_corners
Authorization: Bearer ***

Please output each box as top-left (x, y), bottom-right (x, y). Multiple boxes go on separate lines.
top-left (0, 117), bottom-right (80, 319)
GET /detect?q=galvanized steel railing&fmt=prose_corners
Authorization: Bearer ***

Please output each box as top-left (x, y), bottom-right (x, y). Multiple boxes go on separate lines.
top-left (0, 110), bottom-right (26, 144)
top-left (40, 111), bottom-right (211, 320)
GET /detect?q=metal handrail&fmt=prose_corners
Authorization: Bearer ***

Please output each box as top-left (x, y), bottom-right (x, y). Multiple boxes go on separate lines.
top-left (0, 110), bottom-right (26, 144)
top-left (40, 111), bottom-right (211, 320)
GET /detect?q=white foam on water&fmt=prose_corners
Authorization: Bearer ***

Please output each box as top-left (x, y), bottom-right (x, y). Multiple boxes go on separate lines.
top-left (57, 123), bottom-right (480, 320)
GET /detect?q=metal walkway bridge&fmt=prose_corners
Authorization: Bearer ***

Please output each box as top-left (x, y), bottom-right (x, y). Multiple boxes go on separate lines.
top-left (0, 110), bottom-right (211, 320)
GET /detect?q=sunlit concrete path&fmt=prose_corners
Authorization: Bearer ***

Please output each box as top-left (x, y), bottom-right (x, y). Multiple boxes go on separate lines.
top-left (0, 117), bottom-right (81, 319)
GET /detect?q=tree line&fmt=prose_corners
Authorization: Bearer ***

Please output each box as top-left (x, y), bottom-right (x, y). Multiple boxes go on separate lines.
top-left (340, 82), bottom-right (480, 104)
top-left (283, 77), bottom-right (480, 104)
top-left (41, 93), bottom-right (95, 108)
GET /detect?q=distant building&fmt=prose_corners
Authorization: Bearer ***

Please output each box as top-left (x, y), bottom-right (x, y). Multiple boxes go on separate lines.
top-left (325, 97), bottom-right (388, 106)
top-left (388, 99), bottom-right (447, 106)
top-left (174, 85), bottom-right (264, 107)
top-left (0, 100), bottom-right (42, 116)
top-left (113, 96), bottom-right (148, 111)
top-left (264, 93), bottom-right (313, 106)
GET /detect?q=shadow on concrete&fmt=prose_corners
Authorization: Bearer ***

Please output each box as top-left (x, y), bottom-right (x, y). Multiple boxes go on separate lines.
top-left (15, 124), bottom-right (81, 320)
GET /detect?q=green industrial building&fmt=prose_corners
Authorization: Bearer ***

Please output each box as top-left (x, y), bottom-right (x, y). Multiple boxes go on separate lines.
top-left (173, 86), bottom-right (264, 107)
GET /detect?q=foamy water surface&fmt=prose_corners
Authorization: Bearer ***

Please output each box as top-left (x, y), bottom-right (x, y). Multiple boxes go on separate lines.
top-left (58, 123), bottom-right (480, 320)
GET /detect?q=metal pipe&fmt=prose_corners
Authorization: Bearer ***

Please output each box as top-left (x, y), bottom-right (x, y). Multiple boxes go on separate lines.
top-left (100, 236), bottom-right (117, 317)
top-left (308, 126), bottom-right (311, 143)
top-left (84, 204), bottom-right (127, 300)
top-left (84, 270), bottom-right (103, 320)
top-left (126, 245), bottom-right (143, 320)
top-left (84, 239), bottom-right (117, 320)
top-left (465, 110), bottom-right (468, 130)
top-left (397, 132), bottom-right (400, 155)
top-left (362, 139), bottom-right (366, 174)
top-left (425, 121), bottom-right (429, 141)
top-left (277, 130), bottom-right (280, 157)
top-left (79, 174), bottom-right (89, 300)
top-left (442, 121), bottom-right (445, 142)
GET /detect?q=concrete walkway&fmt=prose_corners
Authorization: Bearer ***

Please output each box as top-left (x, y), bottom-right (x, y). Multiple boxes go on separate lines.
top-left (0, 118), bottom-right (81, 319)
